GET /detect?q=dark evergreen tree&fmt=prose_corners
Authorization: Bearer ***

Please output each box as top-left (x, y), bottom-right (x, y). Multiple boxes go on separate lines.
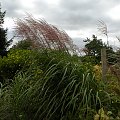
top-left (83, 35), bottom-right (115, 63)
top-left (0, 4), bottom-right (12, 57)
top-left (84, 35), bottom-right (103, 57)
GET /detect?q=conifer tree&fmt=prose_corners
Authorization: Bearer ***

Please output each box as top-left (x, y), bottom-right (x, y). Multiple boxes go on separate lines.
top-left (0, 4), bottom-right (12, 57)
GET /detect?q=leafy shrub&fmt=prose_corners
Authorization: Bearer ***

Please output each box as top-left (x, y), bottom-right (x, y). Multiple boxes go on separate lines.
top-left (0, 49), bottom-right (81, 83)
top-left (0, 49), bottom-right (34, 82)
top-left (12, 40), bottom-right (32, 50)
top-left (93, 65), bottom-right (102, 81)
top-left (80, 56), bottom-right (100, 65)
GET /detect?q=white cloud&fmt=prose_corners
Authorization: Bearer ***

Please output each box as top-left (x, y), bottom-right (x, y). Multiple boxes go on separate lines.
top-left (107, 4), bottom-right (120, 21)
top-left (44, 0), bottom-right (60, 5)
top-left (21, 0), bottom-right (35, 8)
top-left (3, 18), bottom-right (14, 30)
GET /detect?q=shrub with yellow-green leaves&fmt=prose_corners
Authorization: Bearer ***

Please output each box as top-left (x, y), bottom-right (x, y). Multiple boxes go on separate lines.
top-left (0, 49), bottom-right (81, 83)
top-left (94, 108), bottom-right (109, 120)
top-left (93, 65), bottom-right (102, 81)
top-left (0, 49), bottom-right (34, 82)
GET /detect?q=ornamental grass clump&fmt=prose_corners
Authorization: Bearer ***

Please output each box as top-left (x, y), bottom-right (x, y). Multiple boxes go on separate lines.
top-left (0, 50), bottom-right (111, 120)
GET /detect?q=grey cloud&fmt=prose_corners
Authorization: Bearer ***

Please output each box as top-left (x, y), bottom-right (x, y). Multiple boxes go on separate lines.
top-left (31, 0), bottom-right (49, 15)
top-left (33, 0), bottom-right (120, 31)
top-left (73, 37), bottom-right (85, 48)
top-left (1, 0), bottom-right (120, 44)
top-left (1, 0), bottom-right (24, 17)
top-left (2, 0), bottom-right (119, 30)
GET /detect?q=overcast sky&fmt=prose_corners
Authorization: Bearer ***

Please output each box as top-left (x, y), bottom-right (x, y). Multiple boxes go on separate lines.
top-left (1, 0), bottom-right (120, 48)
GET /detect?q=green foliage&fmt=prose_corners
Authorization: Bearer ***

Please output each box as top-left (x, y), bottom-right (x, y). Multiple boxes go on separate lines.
top-left (0, 6), bottom-right (7, 52)
top-left (81, 56), bottom-right (100, 65)
top-left (94, 108), bottom-right (110, 120)
top-left (0, 49), bottom-right (81, 82)
top-left (0, 49), bottom-right (103, 119)
top-left (0, 27), bottom-right (7, 51)
top-left (0, 5), bottom-right (12, 57)
top-left (0, 49), bottom-right (119, 120)
top-left (0, 49), bottom-right (33, 81)
top-left (84, 35), bottom-right (103, 57)
top-left (0, 4), bottom-right (6, 25)
top-left (0, 58), bottom-right (101, 120)
top-left (83, 35), bottom-right (115, 64)
top-left (12, 40), bottom-right (32, 50)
